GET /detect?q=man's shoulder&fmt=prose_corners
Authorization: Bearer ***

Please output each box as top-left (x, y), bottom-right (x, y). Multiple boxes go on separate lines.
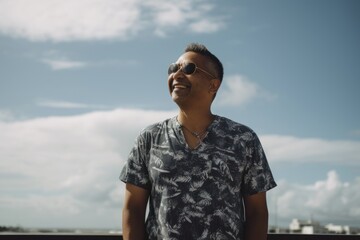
top-left (141, 117), bottom-right (175, 134)
top-left (216, 115), bottom-right (256, 134)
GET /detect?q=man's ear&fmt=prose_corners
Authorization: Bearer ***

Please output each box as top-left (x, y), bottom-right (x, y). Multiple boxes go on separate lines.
top-left (208, 79), bottom-right (221, 93)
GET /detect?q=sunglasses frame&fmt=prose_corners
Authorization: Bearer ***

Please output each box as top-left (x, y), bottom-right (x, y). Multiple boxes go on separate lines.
top-left (168, 62), bottom-right (216, 79)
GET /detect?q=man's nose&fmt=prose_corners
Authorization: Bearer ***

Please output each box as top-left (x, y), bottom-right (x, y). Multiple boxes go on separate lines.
top-left (172, 67), bottom-right (185, 79)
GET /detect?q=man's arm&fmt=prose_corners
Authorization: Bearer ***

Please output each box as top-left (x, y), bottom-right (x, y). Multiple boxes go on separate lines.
top-left (122, 183), bottom-right (150, 240)
top-left (243, 191), bottom-right (269, 240)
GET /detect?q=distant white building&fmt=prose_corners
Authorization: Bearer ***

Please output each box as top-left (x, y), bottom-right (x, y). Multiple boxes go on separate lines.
top-left (325, 223), bottom-right (350, 234)
top-left (325, 223), bottom-right (360, 235)
top-left (287, 218), bottom-right (360, 235)
top-left (289, 218), bottom-right (327, 234)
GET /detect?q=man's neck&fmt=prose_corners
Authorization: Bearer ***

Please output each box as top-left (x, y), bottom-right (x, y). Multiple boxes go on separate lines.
top-left (177, 108), bottom-right (214, 132)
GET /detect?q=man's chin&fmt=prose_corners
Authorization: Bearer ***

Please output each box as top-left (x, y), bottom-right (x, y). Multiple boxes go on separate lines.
top-left (171, 94), bottom-right (188, 106)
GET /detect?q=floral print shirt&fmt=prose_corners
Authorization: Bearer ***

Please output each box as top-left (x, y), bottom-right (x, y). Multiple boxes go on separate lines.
top-left (120, 115), bottom-right (276, 240)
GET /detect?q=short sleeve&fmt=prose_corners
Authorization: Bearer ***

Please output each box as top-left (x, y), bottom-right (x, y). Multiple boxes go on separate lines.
top-left (242, 132), bottom-right (277, 195)
top-left (119, 133), bottom-right (151, 190)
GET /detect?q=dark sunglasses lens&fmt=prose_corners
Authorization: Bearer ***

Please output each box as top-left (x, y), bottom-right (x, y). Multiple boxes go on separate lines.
top-left (168, 63), bottom-right (178, 75)
top-left (183, 63), bottom-right (196, 74)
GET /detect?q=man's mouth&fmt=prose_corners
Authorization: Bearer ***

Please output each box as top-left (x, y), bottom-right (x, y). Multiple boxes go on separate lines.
top-left (174, 85), bottom-right (187, 89)
top-left (173, 84), bottom-right (190, 90)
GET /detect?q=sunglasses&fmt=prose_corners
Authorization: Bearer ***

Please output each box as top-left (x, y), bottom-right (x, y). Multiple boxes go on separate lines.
top-left (168, 62), bottom-right (216, 79)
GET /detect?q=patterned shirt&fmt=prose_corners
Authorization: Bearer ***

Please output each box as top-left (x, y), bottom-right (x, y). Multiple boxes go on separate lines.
top-left (120, 115), bottom-right (276, 240)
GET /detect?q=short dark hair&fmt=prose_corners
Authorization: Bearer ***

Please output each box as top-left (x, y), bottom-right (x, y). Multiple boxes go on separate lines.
top-left (184, 43), bottom-right (224, 82)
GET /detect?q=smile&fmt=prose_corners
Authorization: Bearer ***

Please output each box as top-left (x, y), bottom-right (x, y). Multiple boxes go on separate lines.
top-left (174, 85), bottom-right (187, 89)
top-left (173, 83), bottom-right (190, 90)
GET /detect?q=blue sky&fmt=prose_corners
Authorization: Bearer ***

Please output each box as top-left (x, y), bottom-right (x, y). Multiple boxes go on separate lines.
top-left (0, 0), bottom-right (359, 230)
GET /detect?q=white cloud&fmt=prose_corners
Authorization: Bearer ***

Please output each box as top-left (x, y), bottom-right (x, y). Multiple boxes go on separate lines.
top-left (41, 50), bottom-right (139, 70)
top-left (189, 19), bottom-right (224, 33)
top-left (268, 171), bottom-right (360, 227)
top-left (145, 0), bottom-right (226, 36)
top-left (0, 0), bottom-right (225, 42)
top-left (145, 1), bottom-right (190, 27)
top-left (0, 0), bottom-right (142, 42)
top-left (0, 109), bottom-right (14, 121)
top-left (217, 74), bottom-right (274, 106)
top-left (0, 108), bottom-right (176, 228)
top-left (42, 59), bottom-right (87, 70)
top-left (0, 108), bottom-right (359, 228)
top-left (261, 135), bottom-right (360, 165)
top-left (0, 195), bottom-right (81, 216)
top-left (37, 99), bottom-right (109, 109)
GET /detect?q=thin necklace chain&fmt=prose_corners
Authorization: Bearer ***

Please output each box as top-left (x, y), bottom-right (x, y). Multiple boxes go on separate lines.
top-left (180, 124), bottom-right (208, 141)
top-left (177, 117), bottom-right (209, 145)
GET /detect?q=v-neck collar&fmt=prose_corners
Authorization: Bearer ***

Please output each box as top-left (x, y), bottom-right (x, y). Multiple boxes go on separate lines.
top-left (171, 115), bottom-right (220, 151)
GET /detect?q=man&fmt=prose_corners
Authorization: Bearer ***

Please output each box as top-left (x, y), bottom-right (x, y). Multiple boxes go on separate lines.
top-left (120, 43), bottom-right (276, 240)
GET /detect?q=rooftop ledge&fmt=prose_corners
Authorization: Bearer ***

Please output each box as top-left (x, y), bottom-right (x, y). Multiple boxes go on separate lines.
top-left (0, 234), bottom-right (359, 240)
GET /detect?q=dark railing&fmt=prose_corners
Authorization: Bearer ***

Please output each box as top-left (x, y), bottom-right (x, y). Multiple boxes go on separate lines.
top-left (0, 234), bottom-right (359, 240)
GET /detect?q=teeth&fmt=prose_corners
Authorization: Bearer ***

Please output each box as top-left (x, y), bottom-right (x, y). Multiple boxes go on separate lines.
top-left (174, 84), bottom-right (187, 89)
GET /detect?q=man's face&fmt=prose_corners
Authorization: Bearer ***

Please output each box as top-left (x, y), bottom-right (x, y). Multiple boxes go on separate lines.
top-left (167, 52), bottom-right (217, 107)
